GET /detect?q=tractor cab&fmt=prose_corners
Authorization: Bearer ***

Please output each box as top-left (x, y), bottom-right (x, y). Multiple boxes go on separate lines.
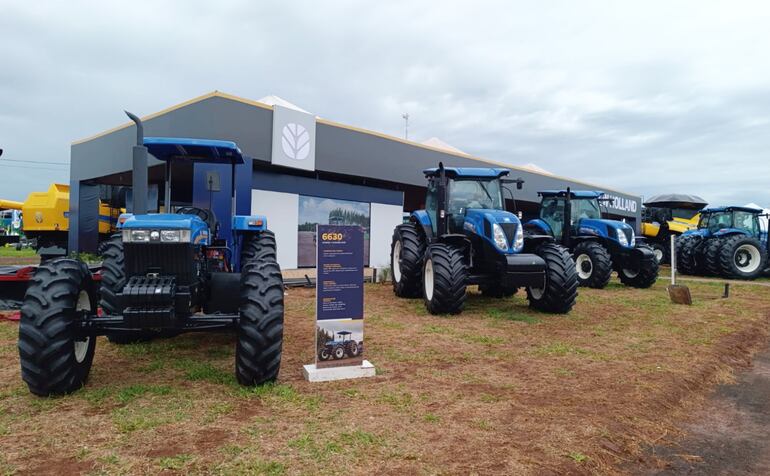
top-left (691, 207), bottom-right (763, 239)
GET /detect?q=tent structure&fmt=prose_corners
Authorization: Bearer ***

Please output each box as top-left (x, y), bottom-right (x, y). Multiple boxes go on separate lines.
top-left (643, 193), bottom-right (708, 209)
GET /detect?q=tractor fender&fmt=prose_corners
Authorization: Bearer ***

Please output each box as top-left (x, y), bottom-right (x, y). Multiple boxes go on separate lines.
top-left (232, 215), bottom-right (267, 232)
top-left (524, 218), bottom-right (552, 236)
top-left (713, 228), bottom-right (750, 238)
top-left (410, 210), bottom-right (434, 241)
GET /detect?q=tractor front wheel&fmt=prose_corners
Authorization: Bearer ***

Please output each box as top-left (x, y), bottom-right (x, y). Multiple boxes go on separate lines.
top-left (241, 230), bottom-right (277, 264)
top-left (319, 348), bottom-right (331, 361)
top-left (618, 245), bottom-right (659, 288)
top-left (391, 224), bottom-right (426, 298)
top-left (650, 242), bottom-right (669, 265)
top-left (572, 241), bottom-right (612, 288)
top-left (676, 235), bottom-right (702, 275)
top-left (422, 243), bottom-right (467, 315)
top-left (18, 259), bottom-right (97, 396)
top-left (236, 260), bottom-right (285, 386)
top-left (703, 238), bottom-right (724, 276)
top-left (718, 235), bottom-right (767, 280)
top-left (526, 243), bottom-right (578, 314)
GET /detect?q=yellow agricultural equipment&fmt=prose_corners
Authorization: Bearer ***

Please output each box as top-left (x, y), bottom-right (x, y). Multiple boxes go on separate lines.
top-left (641, 193), bottom-right (707, 264)
top-left (0, 183), bottom-right (122, 258)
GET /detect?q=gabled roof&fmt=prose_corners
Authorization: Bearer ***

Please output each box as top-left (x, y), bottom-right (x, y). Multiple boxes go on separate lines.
top-left (256, 95), bottom-right (311, 114)
top-left (421, 137), bottom-right (466, 154)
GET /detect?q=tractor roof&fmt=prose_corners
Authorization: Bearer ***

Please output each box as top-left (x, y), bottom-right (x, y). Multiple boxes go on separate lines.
top-left (701, 206), bottom-right (763, 214)
top-left (145, 137), bottom-right (244, 164)
top-left (538, 190), bottom-right (604, 199)
top-left (337, 331), bottom-right (352, 335)
top-left (423, 167), bottom-right (510, 179)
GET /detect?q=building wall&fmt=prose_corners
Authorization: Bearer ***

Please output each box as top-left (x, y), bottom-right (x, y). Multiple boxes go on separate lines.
top-left (250, 190), bottom-right (299, 269)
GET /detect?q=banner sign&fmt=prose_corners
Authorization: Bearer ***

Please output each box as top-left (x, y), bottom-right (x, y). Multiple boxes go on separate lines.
top-left (315, 225), bottom-right (364, 369)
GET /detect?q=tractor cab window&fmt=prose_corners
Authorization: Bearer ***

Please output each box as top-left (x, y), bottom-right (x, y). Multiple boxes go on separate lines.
top-left (540, 198), bottom-right (566, 240)
top-left (704, 212), bottom-right (732, 232)
top-left (734, 211), bottom-right (759, 235)
top-left (448, 179), bottom-right (503, 213)
top-left (425, 179), bottom-right (439, 235)
top-left (571, 198), bottom-right (601, 222)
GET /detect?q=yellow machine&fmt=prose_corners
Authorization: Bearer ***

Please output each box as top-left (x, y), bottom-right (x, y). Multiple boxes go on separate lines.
top-left (0, 183), bottom-right (122, 256)
top-left (641, 193), bottom-right (707, 264)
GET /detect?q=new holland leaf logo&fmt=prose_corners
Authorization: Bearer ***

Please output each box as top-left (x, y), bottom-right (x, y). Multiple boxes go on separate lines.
top-left (281, 123), bottom-right (311, 161)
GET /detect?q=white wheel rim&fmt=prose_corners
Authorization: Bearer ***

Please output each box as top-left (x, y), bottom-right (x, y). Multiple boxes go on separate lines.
top-left (623, 267), bottom-right (640, 278)
top-left (529, 285), bottom-right (544, 300)
top-left (424, 258), bottom-right (434, 301)
top-left (735, 244), bottom-right (761, 273)
top-left (393, 241), bottom-right (402, 282)
top-left (653, 248), bottom-right (663, 262)
top-left (74, 290), bottom-right (91, 364)
top-left (575, 254), bottom-right (593, 280)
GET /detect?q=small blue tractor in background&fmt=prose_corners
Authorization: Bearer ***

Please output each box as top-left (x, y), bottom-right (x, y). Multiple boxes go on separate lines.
top-left (676, 206), bottom-right (768, 279)
top-left (525, 189), bottom-right (658, 289)
top-left (390, 163), bottom-right (578, 315)
top-left (319, 331), bottom-right (360, 360)
top-left (18, 112), bottom-right (284, 396)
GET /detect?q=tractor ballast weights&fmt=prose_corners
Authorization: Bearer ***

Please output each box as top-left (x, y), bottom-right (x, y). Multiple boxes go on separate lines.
top-left (390, 163), bottom-right (578, 315)
top-left (18, 112), bottom-right (285, 396)
top-left (525, 189), bottom-right (659, 289)
top-left (676, 206), bottom-right (768, 280)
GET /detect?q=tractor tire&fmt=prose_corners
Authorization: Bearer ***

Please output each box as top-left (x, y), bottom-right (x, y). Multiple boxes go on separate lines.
top-left (650, 242), bottom-right (670, 265)
top-left (18, 259), bottom-right (97, 396)
top-left (333, 345), bottom-right (345, 360)
top-left (479, 283), bottom-right (518, 298)
top-left (676, 235), bottom-right (702, 276)
top-left (422, 243), bottom-right (467, 315)
top-left (572, 241), bottom-right (612, 289)
top-left (526, 243), bottom-right (578, 314)
top-left (391, 223), bottom-right (426, 298)
top-left (618, 245), bottom-right (659, 288)
top-left (235, 260), bottom-right (284, 386)
top-left (718, 235), bottom-right (768, 280)
top-left (703, 238), bottom-right (724, 276)
top-left (348, 341), bottom-right (360, 357)
top-left (319, 348), bottom-right (331, 361)
top-left (241, 230), bottom-right (277, 264)
top-left (99, 235), bottom-right (155, 345)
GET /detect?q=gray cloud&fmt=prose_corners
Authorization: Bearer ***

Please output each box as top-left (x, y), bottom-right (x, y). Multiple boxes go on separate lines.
top-left (1, 0), bottom-right (768, 208)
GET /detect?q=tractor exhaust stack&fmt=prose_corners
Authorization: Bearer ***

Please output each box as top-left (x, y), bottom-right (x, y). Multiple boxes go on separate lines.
top-left (125, 111), bottom-right (148, 215)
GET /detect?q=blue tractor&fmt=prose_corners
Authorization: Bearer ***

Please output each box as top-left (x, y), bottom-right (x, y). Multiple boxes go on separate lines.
top-left (676, 206), bottom-right (768, 279)
top-left (525, 189), bottom-right (658, 289)
top-left (18, 113), bottom-right (284, 396)
top-left (390, 164), bottom-right (578, 315)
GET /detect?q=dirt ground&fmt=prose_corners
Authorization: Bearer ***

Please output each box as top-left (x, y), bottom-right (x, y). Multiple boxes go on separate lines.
top-left (1, 278), bottom-right (769, 475)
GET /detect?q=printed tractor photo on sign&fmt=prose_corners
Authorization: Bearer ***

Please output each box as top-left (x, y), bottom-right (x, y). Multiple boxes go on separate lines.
top-left (316, 320), bottom-right (364, 368)
top-left (297, 196), bottom-right (371, 267)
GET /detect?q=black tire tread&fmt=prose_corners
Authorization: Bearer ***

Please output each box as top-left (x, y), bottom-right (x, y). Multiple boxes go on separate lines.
top-left (618, 245), bottom-right (659, 288)
top-left (676, 235), bottom-right (702, 275)
top-left (527, 243), bottom-right (578, 314)
top-left (391, 224), bottom-right (426, 298)
top-left (572, 240), bottom-right (612, 289)
top-left (423, 243), bottom-right (467, 315)
top-left (718, 235), bottom-right (768, 280)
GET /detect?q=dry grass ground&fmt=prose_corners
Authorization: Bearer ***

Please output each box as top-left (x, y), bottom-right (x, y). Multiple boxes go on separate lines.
top-left (1, 279), bottom-right (769, 475)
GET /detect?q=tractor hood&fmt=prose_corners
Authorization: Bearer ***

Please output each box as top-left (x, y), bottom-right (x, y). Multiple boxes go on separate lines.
top-left (121, 214), bottom-right (206, 230)
top-left (463, 209), bottom-right (524, 253)
top-left (578, 218), bottom-right (635, 248)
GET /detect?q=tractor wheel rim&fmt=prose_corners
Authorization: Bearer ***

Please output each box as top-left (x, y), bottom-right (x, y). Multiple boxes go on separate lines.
top-left (735, 244), bottom-right (761, 273)
top-left (653, 248), bottom-right (663, 262)
top-left (334, 347), bottom-right (344, 359)
top-left (393, 241), bottom-right (402, 282)
top-left (529, 285), bottom-right (544, 300)
top-left (623, 267), bottom-right (640, 278)
top-left (424, 258), bottom-right (434, 301)
top-left (74, 290), bottom-right (91, 364)
top-left (575, 254), bottom-right (593, 279)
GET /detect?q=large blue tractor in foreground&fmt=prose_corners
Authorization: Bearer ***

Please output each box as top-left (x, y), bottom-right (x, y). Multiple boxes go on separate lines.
top-left (676, 206), bottom-right (768, 279)
top-left (18, 113), bottom-right (284, 396)
top-left (390, 164), bottom-right (578, 315)
top-left (525, 190), bottom-right (658, 289)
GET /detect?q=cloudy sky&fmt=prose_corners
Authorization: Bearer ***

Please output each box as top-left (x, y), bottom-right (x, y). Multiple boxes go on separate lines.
top-left (2, 1), bottom-right (769, 206)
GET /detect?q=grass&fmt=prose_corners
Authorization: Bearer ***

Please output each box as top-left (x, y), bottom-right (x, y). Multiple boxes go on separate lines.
top-left (0, 247), bottom-right (35, 257)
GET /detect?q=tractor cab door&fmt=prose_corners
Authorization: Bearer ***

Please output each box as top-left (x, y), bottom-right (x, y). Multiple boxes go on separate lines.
top-left (540, 198), bottom-right (566, 241)
top-left (425, 179), bottom-right (439, 235)
top-left (734, 211), bottom-right (760, 237)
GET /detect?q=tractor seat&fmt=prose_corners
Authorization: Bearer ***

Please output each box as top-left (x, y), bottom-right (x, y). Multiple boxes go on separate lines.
top-left (175, 206), bottom-right (218, 232)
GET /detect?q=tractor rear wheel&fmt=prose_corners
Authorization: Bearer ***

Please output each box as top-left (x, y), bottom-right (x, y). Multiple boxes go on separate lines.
top-left (572, 241), bottom-right (612, 289)
top-left (703, 238), bottom-right (724, 276)
top-left (241, 230), bottom-right (277, 264)
top-left (527, 243), bottom-right (578, 314)
top-left (391, 224), bottom-right (426, 298)
top-left (18, 259), bottom-right (97, 396)
top-left (618, 245), bottom-right (659, 288)
top-left (650, 242), bottom-right (669, 265)
top-left (718, 235), bottom-right (767, 280)
top-left (676, 235), bottom-right (702, 275)
top-left (236, 260), bottom-right (284, 386)
top-left (422, 243), bottom-right (467, 315)
top-left (99, 235), bottom-right (157, 345)
top-left (479, 283), bottom-right (518, 298)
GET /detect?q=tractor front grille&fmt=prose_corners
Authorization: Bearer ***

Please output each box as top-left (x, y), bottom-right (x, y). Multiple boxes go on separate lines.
top-left (124, 243), bottom-right (197, 285)
top-left (498, 223), bottom-right (518, 248)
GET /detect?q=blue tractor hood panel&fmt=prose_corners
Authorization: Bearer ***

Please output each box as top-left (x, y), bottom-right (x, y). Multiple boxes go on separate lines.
top-left (423, 167), bottom-right (510, 179)
top-left (121, 213), bottom-right (210, 245)
top-left (144, 137), bottom-right (245, 164)
top-left (578, 218), bottom-right (634, 247)
top-left (463, 209), bottom-right (524, 253)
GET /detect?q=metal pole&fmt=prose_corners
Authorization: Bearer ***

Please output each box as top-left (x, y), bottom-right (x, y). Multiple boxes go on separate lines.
top-left (125, 111), bottom-right (148, 215)
top-left (670, 234), bottom-right (676, 286)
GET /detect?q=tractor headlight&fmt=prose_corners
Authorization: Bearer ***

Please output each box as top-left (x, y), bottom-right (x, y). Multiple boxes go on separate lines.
top-left (492, 223), bottom-right (508, 251)
top-left (123, 229), bottom-right (150, 242)
top-left (629, 228), bottom-right (636, 247)
top-left (160, 230), bottom-right (191, 243)
top-left (616, 228), bottom-right (628, 247)
top-left (513, 224), bottom-right (524, 251)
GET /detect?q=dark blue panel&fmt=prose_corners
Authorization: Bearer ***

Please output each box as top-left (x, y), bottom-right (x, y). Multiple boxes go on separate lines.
top-left (236, 156), bottom-right (252, 215)
top-left (68, 180), bottom-right (79, 253)
top-left (193, 162), bottom-right (234, 243)
top-left (252, 170), bottom-right (403, 206)
top-left (78, 183), bottom-right (100, 253)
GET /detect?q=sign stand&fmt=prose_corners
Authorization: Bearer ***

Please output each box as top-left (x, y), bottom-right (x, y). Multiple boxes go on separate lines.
top-left (303, 224), bottom-right (375, 382)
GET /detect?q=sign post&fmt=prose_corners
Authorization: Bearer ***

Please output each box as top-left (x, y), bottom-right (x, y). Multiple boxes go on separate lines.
top-left (303, 225), bottom-right (375, 382)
